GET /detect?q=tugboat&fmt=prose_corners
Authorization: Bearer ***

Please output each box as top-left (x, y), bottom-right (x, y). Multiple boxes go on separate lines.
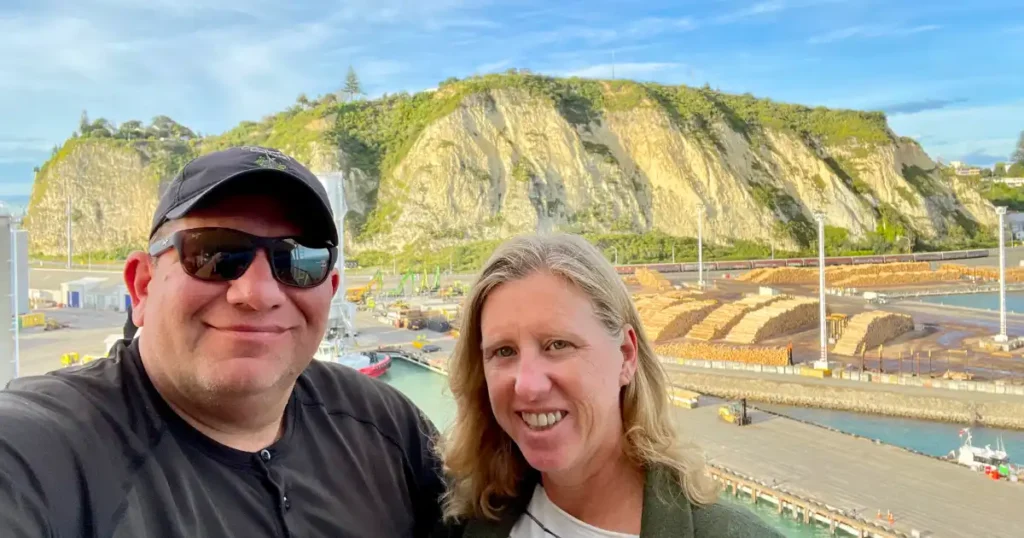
top-left (314, 337), bottom-right (391, 379)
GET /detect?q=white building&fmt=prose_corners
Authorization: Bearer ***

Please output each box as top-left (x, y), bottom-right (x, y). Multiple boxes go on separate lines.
top-left (1009, 212), bottom-right (1024, 241)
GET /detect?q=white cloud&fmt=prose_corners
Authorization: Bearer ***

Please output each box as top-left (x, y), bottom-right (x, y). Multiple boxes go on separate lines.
top-left (808, 24), bottom-right (942, 44)
top-left (476, 59), bottom-right (514, 74)
top-left (888, 101), bottom-right (1024, 163)
top-left (564, 62), bottom-right (689, 80)
top-left (714, 1), bottom-right (787, 23)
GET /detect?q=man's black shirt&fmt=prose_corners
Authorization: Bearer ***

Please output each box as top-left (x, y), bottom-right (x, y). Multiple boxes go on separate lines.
top-left (0, 338), bottom-right (445, 537)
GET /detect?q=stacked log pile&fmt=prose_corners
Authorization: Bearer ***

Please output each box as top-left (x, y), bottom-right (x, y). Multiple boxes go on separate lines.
top-left (635, 268), bottom-right (673, 291)
top-left (633, 291), bottom-right (698, 318)
top-left (831, 269), bottom-right (960, 287)
top-left (739, 262), bottom-right (951, 286)
top-left (685, 294), bottom-right (787, 341)
top-left (738, 267), bottom-right (817, 285)
top-left (642, 300), bottom-right (719, 342)
top-left (833, 310), bottom-right (915, 356)
top-left (941, 264), bottom-right (1024, 283)
top-left (723, 297), bottom-right (821, 344)
top-left (656, 342), bottom-right (791, 366)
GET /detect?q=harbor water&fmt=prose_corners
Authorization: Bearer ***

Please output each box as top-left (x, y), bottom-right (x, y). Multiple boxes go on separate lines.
top-left (918, 291), bottom-right (1024, 313)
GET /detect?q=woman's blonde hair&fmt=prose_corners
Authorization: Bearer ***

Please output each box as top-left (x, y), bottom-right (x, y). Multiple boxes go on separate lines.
top-left (438, 232), bottom-right (719, 521)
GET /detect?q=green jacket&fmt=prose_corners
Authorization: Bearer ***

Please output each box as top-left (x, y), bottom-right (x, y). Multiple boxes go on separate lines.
top-left (433, 466), bottom-right (784, 538)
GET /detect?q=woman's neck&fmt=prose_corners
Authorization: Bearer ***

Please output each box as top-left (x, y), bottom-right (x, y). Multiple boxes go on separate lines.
top-left (541, 453), bottom-right (645, 535)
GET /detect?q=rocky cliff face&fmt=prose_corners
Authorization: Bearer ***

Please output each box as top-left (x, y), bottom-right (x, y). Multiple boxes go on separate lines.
top-left (25, 74), bottom-right (997, 257)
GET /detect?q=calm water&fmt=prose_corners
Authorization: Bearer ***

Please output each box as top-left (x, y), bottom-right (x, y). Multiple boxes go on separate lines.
top-left (919, 291), bottom-right (1024, 313)
top-left (761, 404), bottom-right (1024, 459)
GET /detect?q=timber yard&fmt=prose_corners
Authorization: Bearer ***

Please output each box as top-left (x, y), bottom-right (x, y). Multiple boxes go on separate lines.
top-left (15, 245), bottom-right (1024, 538)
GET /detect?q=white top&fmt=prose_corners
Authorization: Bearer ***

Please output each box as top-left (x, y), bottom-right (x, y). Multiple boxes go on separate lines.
top-left (509, 485), bottom-right (640, 538)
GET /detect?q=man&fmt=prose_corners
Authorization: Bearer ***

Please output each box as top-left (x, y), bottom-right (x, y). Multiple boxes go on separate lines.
top-left (0, 146), bottom-right (445, 537)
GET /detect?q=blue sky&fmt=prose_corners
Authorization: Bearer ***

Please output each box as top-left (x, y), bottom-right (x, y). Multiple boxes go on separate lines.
top-left (1, 0), bottom-right (1022, 198)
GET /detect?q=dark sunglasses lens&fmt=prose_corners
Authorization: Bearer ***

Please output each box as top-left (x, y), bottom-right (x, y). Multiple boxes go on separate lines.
top-left (270, 241), bottom-right (333, 288)
top-left (178, 229), bottom-right (255, 281)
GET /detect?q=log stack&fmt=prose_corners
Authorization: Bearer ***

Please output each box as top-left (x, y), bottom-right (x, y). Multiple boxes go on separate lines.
top-left (685, 294), bottom-right (787, 341)
top-left (739, 262), bottom-right (942, 286)
top-left (723, 297), bottom-right (821, 344)
top-left (642, 300), bottom-right (719, 342)
top-left (635, 268), bottom-right (673, 291)
top-left (941, 264), bottom-right (1024, 283)
top-left (832, 311), bottom-right (915, 356)
top-left (656, 341), bottom-right (791, 366)
top-left (633, 292), bottom-right (698, 318)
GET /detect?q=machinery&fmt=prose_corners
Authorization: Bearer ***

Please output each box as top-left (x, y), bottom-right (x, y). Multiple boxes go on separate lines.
top-left (345, 269), bottom-right (384, 304)
top-left (718, 398), bottom-right (751, 426)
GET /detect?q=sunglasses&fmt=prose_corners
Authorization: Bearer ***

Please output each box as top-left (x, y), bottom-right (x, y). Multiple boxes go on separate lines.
top-left (148, 227), bottom-right (337, 289)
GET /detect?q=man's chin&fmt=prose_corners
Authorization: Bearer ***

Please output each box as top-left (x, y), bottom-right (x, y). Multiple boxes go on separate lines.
top-left (197, 359), bottom-right (296, 396)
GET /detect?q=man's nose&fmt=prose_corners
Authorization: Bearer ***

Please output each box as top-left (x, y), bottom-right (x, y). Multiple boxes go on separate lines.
top-left (225, 250), bottom-right (286, 311)
top-left (514, 348), bottom-right (552, 400)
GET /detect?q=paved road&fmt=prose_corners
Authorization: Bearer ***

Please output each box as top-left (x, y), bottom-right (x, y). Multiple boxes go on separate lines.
top-left (675, 403), bottom-right (1024, 537)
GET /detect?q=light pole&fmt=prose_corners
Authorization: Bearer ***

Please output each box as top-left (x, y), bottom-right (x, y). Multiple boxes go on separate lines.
top-left (697, 202), bottom-right (706, 289)
top-left (995, 206), bottom-right (1008, 343)
top-left (814, 211), bottom-right (829, 369)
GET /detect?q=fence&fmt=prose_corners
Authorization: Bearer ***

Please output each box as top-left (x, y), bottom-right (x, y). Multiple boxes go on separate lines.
top-left (660, 355), bottom-right (1024, 397)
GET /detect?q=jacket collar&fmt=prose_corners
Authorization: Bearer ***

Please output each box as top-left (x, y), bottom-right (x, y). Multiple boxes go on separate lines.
top-left (462, 466), bottom-right (695, 538)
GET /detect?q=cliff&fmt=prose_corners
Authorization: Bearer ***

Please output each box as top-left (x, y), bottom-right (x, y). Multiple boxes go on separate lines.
top-left (24, 73), bottom-right (997, 258)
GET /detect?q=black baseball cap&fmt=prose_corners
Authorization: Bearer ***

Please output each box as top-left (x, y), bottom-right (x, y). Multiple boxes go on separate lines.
top-left (150, 146), bottom-right (339, 245)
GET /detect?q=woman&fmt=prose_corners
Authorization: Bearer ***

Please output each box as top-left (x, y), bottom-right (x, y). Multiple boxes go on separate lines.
top-left (435, 233), bottom-right (781, 537)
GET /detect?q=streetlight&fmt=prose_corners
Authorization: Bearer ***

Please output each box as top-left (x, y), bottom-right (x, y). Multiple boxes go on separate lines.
top-left (814, 211), bottom-right (829, 370)
top-left (995, 206), bottom-right (1008, 343)
top-left (697, 202), bottom-right (706, 289)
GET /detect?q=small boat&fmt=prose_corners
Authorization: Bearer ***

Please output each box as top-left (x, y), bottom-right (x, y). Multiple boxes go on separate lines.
top-left (315, 339), bottom-right (391, 378)
top-left (948, 428), bottom-right (1014, 478)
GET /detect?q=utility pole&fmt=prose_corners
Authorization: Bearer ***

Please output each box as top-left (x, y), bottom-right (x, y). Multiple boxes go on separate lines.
top-left (697, 202), bottom-right (706, 289)
top-left (65, 179), bottom-right (72, 269)
top-left (814, 211), bottom-right (829, 370)
top-left (995, 206), bottom-right (1009, 343)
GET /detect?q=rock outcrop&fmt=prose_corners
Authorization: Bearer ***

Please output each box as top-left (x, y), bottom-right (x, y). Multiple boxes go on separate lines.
top-left (24, 74), bottom-right (998, 257)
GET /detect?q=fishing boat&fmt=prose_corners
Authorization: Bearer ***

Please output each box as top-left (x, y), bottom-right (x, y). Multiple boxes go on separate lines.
top-left (947, 428), bottom-right (1016, 480)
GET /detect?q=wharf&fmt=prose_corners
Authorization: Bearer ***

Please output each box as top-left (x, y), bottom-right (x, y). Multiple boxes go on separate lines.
top-left (674, 403), bottom-right (1024, 537)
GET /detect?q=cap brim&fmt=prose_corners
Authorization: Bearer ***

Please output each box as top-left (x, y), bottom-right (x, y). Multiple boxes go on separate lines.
top-left (164, 169), bottom-right (338, 245)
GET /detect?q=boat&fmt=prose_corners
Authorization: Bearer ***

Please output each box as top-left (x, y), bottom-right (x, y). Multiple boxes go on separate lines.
top-left (314, 339), bottom-right (391, 378)
top-left (948, 428), bottom-right (1015, 479)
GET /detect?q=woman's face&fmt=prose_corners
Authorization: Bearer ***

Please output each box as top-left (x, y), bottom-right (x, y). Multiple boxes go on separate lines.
top-left (479, 271), bottom-right (637, 478)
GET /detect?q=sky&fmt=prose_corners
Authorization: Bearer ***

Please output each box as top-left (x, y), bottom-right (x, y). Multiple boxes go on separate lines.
top-left (1, 0), bottom-right (1022, 198)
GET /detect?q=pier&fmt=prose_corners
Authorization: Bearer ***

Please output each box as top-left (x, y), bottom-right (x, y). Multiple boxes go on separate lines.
top-left (674, 402), bottom-right (1024, 537)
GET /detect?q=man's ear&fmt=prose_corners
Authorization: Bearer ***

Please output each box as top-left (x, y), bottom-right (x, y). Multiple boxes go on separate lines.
top-left (329, 268), bottom-right (341, 295)
top-left (619, 324), bottom-right (639, 387)
top-left (125, 252), bottom-right (155, 328)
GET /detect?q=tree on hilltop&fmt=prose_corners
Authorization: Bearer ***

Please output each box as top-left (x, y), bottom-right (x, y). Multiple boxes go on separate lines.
top-left (994, 162), bottom-right (1007, 176)
top-left (343, 66), bottom-right (363, 101)
top-left (1012, 130), bottom-right (1024, 166)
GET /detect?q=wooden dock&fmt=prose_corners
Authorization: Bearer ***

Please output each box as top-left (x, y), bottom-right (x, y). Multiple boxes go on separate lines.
top-left (675, 403), bottom-right (1024, 537)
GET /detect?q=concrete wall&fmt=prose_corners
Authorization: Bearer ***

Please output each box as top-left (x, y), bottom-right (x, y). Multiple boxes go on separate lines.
top-left (666, 362), bottom-right (1024, 430)
top-left (662, 356), bottom-right (1024, 396)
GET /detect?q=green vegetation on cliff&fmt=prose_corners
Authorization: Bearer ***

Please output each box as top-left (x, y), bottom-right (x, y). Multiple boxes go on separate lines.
top-left (25, 72), bottom-right (995, 261)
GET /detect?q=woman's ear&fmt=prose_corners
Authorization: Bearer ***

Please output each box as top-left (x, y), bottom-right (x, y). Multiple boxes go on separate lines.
top-left (619, 324), bottom-right (639, 387)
